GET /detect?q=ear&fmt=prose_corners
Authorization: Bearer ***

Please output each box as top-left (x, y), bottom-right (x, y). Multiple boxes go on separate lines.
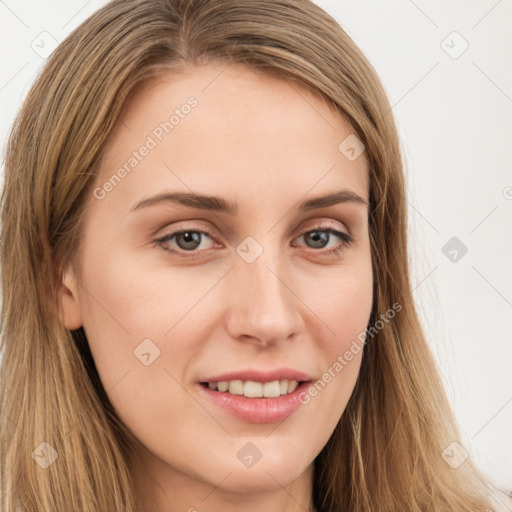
top-left (57, 267), bottom-right (83, 330)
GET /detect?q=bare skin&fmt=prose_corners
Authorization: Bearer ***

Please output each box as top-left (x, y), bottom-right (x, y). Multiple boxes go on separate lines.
top-left (58, 62), bottom-right (373, 512)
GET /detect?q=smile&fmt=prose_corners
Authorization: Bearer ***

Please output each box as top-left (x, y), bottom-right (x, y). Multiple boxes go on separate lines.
top-left (201, 379), bottom-right (300, 397)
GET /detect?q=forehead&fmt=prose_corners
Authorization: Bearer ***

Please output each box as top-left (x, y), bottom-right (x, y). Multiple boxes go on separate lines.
top-left (93, 63), bottom-right (369, 214)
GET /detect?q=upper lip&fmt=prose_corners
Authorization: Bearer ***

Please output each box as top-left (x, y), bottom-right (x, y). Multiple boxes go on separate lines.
top-left (199, 368), bottom-right (314, 383)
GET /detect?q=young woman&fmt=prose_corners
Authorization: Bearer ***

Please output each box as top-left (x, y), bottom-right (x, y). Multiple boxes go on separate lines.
top-left (0, 1), bottom-right (504, 511)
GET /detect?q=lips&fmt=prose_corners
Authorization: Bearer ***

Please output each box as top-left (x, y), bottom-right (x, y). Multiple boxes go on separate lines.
top-left (197, 368), bottom-right (314, 423)
top-left (200, 368), bottom-right (314, 384)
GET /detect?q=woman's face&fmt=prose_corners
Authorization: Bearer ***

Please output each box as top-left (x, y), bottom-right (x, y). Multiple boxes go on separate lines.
top-left (59, 63), bottom-right (373, 502)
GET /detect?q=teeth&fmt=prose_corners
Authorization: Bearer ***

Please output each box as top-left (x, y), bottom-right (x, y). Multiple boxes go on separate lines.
top-left (244, 381), bottom-right (263, 398)
top-left (228, 380), bottom-right (244, 395)
top-left (217, 381), bottom-right (229, 392)
top-left (206, 379), bottom-right (300, 397)
top-left (288, 380), bottom-right (298, 393)
top-left (263, 381), bottom-right (280, 398)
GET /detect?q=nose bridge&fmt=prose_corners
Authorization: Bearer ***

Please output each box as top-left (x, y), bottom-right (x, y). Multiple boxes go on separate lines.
top-left (225, 239), bottom-right (301, 344)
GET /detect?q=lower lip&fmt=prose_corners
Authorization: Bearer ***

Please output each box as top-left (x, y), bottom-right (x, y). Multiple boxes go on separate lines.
top-left (198, 382), bottom-right (311, 423)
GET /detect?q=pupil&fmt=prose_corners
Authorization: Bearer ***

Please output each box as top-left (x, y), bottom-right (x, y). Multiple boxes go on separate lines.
top-left (306, 231), bottom-right (328, 248)
top-left (178, 231), bottom-right (201, 250)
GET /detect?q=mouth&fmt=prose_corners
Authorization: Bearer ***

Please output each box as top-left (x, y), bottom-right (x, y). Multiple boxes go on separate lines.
top-left (197, 376), bottom-right (313, 424)
top-left (199, 379), bottom-right (302, 398)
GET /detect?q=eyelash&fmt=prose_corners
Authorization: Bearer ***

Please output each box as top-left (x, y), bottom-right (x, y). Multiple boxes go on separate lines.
top-left (153, 224), bottom-right (354, 260)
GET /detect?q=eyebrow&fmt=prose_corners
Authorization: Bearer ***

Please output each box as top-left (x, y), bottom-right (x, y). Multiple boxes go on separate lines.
top-left (129, 189), bottom-right (369, 215)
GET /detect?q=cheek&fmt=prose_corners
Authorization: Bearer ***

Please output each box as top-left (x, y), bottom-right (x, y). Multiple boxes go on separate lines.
top-left (324, 275), bottom-right (372, 332)
top-left (295, 257), bottom-right (373, 414)
top-left (306, 257), bottom-right (373, 354)
top-left (79, 240), bottom-right (220, 340)
top-left (77, 248), bottom-right (211, 447)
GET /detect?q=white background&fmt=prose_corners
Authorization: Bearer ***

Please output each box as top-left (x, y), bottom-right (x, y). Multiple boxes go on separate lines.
top-left (1, 0), bottom-right (511, 494)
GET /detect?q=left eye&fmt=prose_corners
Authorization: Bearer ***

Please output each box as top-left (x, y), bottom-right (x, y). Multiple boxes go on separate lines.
top-left (294, 228), bottom-right (352, 250)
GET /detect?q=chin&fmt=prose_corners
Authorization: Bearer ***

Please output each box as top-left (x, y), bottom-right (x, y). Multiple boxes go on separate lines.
top-left (201, 441), bottom-right (313, 492)
top-left (206, 462), bottom-right (309, 493)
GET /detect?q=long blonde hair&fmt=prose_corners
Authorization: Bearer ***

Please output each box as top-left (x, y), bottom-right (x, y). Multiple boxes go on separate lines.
top-left (0, 0), bottom-right (501, 510)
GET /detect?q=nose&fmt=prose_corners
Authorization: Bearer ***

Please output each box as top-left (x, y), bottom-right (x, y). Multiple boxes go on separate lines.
top-left (224, 245), bottom-right (303, 347)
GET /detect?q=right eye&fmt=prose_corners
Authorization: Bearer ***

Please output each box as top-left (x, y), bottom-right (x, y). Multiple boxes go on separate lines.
top-left (154, 228), bottom-right (219, 258)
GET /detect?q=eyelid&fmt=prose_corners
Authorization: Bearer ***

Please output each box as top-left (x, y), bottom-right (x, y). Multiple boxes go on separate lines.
top-left (155, 220), bottom-right (221, 240)
top-left (156, 218), bottom-right (350, 241)
top-left (295, 218), bottom-right (351, 237)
